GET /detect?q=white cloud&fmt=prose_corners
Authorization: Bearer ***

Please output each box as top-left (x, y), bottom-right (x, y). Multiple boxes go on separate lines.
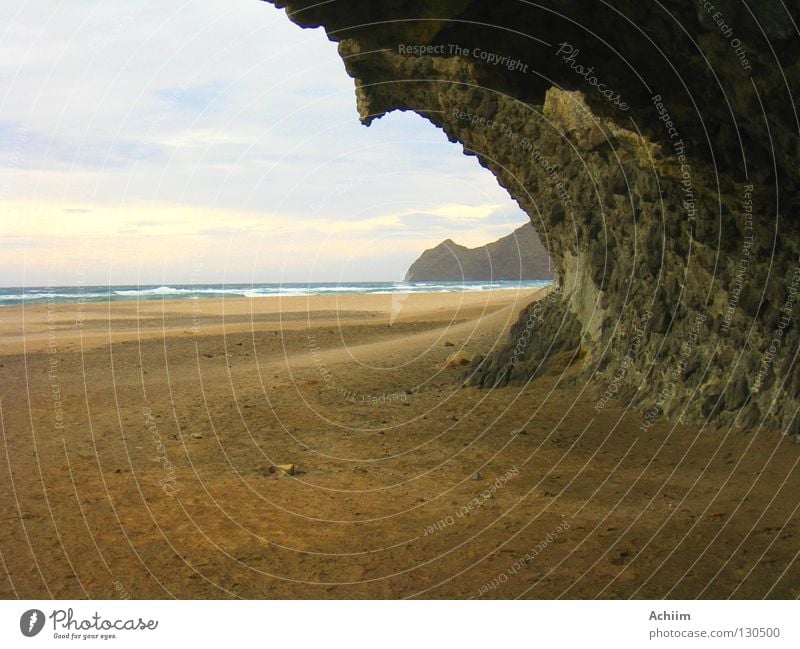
top-left (0, 0), bottom-right (532, 285)
top-left (426, 203), bottom-right (505, 220)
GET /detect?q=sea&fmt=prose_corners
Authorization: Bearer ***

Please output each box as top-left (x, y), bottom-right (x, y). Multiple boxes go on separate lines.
top-left (0, 280), bottom-right (553, 306)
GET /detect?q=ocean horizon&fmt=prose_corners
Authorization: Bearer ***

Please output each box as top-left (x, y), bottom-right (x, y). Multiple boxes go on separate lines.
top-left (0, 280), bottom-right (553, 306)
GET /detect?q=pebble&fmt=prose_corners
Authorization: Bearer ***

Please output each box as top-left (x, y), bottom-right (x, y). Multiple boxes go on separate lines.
top-left (276, 463), bottom-right (296, 476)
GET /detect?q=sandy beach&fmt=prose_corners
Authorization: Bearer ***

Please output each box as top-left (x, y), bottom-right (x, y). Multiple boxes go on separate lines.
top-left (0, 288), bottom-right (797, 599)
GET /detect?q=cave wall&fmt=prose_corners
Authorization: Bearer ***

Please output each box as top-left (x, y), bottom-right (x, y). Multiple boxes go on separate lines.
top-left (265, 0), bottom-right (800, 435)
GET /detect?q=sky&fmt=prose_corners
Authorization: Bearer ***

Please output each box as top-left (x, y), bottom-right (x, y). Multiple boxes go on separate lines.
top-left (0, 0), bottom-right (530, 286)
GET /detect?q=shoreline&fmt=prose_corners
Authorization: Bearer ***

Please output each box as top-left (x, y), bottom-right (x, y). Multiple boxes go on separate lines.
top-left (0, 280), bottom-right (554, 308)
top-left (0, 288), bottom-right (544, 355)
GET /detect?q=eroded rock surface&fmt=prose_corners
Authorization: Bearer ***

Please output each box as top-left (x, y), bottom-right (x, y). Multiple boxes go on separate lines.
top-left (266, 0), bottom-right (800, 435)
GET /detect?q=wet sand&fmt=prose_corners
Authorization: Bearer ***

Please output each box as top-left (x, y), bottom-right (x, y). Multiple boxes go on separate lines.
top-left (0, 289), bottom-right (797, 599)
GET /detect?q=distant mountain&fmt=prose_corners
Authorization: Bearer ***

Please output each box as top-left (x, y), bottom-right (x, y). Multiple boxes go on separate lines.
top-left (405, 223), bottom-right (552, 281)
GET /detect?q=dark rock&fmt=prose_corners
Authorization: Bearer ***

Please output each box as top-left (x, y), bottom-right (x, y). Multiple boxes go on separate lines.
top-left (267, 0), bottom-right (800, 436)
top-left (405, 223), bottom-right (552, 281)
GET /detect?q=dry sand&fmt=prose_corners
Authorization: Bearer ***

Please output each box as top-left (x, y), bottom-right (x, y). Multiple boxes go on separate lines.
top-left (0, 288), bottom-right (797, 599)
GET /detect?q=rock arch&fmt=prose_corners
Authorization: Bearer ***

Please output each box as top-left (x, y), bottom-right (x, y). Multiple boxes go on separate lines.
top-left (266, 0), bottom-right (800, 435)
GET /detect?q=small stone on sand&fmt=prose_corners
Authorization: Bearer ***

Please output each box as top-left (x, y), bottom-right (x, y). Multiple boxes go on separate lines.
top-left (444, 351), bottom-right (476, 368)
top-left (276, 463), bottom-right (295, 475)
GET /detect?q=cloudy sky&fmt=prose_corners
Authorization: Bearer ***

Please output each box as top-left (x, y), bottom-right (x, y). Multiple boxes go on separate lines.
top-left (0, 0), bottom-right (529, 286)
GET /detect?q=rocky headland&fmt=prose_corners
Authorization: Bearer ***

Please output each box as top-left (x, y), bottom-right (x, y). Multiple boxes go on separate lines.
top-left (405, 223), bottom-right (552, 282)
